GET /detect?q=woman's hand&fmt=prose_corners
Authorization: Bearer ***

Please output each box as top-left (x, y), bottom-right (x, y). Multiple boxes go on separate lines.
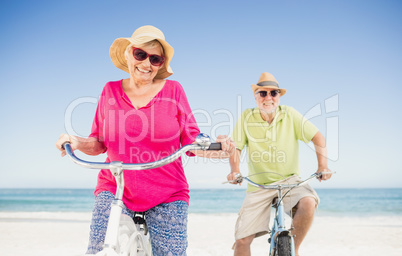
top-left (216, 135), bottom-right (236, 156)
top-left (56, 134), bottom-right (81, 157)
top-left (191, 135), bottom-right (235, 158)
top-left (56, 134), bottom-right (106, 157)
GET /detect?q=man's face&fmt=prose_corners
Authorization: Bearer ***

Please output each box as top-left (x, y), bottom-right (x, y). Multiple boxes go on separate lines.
top-left (254, 89), bottom-right (281, 115)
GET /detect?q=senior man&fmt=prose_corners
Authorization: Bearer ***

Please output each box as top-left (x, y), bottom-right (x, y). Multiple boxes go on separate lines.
top-left (228, 72), bottom-right (332, 256)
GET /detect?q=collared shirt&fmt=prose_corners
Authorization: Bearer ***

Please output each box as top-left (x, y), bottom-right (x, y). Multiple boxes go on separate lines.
top-left (232, 105), bottom-right (318, 191)
top-left (89, 79), bottom-right (200, 211)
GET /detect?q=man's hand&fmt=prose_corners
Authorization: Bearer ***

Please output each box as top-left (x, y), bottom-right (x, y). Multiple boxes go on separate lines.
top-left (227, 171), bottom-right (242, 185)
top-left (316, 168), bottom-right (332, 182)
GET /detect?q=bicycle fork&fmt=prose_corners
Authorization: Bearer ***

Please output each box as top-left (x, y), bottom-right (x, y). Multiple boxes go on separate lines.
top-left (103, 162), bottom-right (125, 252)
top-left (269, 185), bottom-right (296, 256)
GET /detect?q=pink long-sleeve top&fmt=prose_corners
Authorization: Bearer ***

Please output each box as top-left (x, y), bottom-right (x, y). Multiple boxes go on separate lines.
top-left (89, 79), bottom-right (200, 211)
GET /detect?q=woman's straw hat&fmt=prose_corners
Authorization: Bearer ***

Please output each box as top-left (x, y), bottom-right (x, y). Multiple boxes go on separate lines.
top-left (109, 25), bottom-right (174, 79)
top-left (251, 72), bottom-right (287, 96)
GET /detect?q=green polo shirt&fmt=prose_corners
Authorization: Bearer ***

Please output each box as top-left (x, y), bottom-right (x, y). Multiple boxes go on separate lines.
top-left (232, 105), bottom-right (318, 192)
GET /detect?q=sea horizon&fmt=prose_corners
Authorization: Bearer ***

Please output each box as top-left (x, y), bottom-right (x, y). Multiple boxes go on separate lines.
top-left (1, 188), bottom-right (401, 217)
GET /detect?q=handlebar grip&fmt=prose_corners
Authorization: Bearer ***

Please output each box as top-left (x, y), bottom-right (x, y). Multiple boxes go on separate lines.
top-left (207, 143), bottom-right (222, 150)
top-left (61, 141), bottom-right (71, 150)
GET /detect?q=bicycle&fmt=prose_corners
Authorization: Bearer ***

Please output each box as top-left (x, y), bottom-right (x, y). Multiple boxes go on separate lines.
top-left (62, 133), bottom-right (222, 256)
top-left (226, 171), bottom-right (332, 256)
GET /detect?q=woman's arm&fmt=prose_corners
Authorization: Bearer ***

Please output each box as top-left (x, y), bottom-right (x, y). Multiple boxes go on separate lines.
top-left (56, 134), bottom-right (106, 157)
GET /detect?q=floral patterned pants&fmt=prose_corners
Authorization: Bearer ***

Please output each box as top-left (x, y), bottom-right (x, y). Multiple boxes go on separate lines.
top-left (86, 191), bottom-right (188, 256)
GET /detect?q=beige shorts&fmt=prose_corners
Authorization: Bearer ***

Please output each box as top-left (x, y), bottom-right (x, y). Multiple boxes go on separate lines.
top-left (234, 175), bottom-right (320, 240)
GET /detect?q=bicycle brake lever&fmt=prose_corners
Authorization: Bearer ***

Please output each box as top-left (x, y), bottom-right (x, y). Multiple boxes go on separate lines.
top-left (235, 173), bottom-right (244, 183)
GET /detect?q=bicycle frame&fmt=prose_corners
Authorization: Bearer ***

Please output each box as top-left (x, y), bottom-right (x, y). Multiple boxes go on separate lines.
top-left (62, 133), bottom-right (221, 256)
top-left (240, 173), bottom-right (320, 256)
top-left (268, 184), bottom-right (294, 256)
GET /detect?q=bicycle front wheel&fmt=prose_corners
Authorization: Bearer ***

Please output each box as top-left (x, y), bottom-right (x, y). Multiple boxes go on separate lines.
top-left (276, 235), bottom-right (292, 256)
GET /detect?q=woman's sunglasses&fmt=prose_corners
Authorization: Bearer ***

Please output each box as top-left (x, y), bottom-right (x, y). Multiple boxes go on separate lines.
top-left (255, 90), bottom-right (280, 98)
top-left (132, 48), bottom-right (165, 67)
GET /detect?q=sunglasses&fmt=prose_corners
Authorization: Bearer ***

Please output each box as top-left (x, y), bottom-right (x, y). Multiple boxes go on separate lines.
top-left (255, 90), bottom-right (280, 98)
top-left (132, 48), bottom-right (165, 66)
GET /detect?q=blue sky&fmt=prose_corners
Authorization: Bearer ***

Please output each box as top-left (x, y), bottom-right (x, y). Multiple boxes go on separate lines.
top-left (0, 0), bottom-right (401, 189)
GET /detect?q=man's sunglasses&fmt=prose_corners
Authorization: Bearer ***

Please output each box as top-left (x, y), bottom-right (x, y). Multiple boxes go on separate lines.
top-left (255, 90), bottom-right (280, 98)
top-left (133, 48), bottom-right (165, 66)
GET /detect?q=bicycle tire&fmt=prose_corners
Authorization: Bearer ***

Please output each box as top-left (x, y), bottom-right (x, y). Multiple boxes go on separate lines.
top-left (276, 235), bottom-right (292, 256)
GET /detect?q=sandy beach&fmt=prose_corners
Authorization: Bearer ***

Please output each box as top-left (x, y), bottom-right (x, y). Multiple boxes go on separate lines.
top-left (0, 212), bottom-right (401, 256)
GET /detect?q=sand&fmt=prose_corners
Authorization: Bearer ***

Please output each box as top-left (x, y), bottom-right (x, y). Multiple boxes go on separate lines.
top-left (0, 212), bottom-right (401, 256)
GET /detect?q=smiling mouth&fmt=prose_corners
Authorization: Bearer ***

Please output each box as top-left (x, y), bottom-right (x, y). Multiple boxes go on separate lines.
top-left (136, 67), bottom-right (151, 73)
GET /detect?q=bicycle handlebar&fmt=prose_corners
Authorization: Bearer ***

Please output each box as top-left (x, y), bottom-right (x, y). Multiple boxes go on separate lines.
top-left (62, 133), bottom-right (222, 171)
top-left (225, 171), bottom-right (334, 189)
top-left (243, 173), bottom-right (319, 189)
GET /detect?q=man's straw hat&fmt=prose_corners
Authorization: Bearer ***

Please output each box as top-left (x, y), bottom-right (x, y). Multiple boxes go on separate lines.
top-left (109, 25), bottom-right (174, 79)
top-left (251, 72), bottom-right (287, 96)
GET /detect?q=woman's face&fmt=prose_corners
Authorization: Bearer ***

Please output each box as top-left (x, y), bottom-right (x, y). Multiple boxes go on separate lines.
top-left (254, 89), bottom-right (281, 115)
top-left (127, 44), bottom-right (164, 83)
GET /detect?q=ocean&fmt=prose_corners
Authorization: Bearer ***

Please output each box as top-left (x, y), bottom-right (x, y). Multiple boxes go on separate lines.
top-left (0, 188), bottom-right (401, 216)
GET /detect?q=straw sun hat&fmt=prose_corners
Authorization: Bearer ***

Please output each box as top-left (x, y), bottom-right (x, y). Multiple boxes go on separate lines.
top-left (251, 72), bottom-right (287, 96)
top-left (109, 25), bottom-right (174, 79)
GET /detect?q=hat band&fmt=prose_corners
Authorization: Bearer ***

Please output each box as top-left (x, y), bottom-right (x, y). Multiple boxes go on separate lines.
top-left (257, 81), bottom-right (279, 87)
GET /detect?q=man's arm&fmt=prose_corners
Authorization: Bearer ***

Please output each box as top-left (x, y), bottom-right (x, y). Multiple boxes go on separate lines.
top-left (311, 131), bottom-right (332, 181)
top-left (227, 148), bottom-right (242, 184)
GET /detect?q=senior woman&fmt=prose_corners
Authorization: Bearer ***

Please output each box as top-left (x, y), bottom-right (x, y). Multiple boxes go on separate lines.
top-left (56, 25), bottom-right (234, 255)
